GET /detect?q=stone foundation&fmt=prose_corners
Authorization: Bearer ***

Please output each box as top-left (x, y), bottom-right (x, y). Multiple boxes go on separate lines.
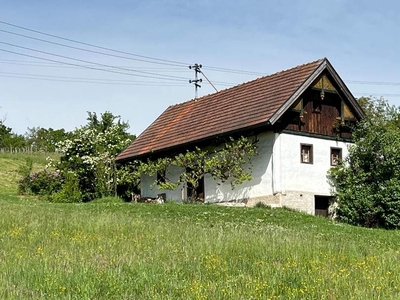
top-left (209, 191), bottom-right (332, 216)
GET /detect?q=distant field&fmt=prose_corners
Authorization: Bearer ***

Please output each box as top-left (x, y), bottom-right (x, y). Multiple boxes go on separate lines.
top-left (1, 154), bottom-right (400, 299)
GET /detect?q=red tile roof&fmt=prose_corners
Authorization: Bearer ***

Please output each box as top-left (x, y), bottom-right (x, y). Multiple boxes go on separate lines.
top-left (117, 58), bottom-right (324, 161)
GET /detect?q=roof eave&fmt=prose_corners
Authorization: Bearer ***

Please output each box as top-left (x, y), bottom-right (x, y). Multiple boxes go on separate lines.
top-left (115, 120), bottom-right (273, 163)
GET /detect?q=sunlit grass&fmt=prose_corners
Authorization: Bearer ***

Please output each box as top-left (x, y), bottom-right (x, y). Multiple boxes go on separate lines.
top-left (0, 153), bottom-right (53, 194)
top-left (1, 154), bottom-right (400, 299)
top-left (1, 197), bottom-right (400, 299)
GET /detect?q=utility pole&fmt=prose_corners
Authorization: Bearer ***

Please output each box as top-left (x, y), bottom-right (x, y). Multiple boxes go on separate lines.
top-left (189, 63), bottom-right (202, 100)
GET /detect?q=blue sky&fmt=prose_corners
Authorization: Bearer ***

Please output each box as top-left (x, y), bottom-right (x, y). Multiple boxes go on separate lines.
top-left (1, 1), bottom-right (400, 135)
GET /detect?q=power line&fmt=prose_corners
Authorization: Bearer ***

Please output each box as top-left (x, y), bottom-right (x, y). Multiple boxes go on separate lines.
top-left (200, 69), bottom-right (218, 92)
top-left (347, 80), bottom-right (400, 86)
top-left (0, 74), bottom-right (190, 86)
top-left (0, 20), bottom-right (189, 67)
top-left (1, 20), bottom-right (399, 90)
top-left (4, 20), bottom-right (400, 85)
top-left (0, 59), bottom-right (191, 72)
top-left (0, 59), bottom-right (236, 84)
top-left (353, 93), bottom-right (400, 98)
top-left (202, 65), bottom-right (267, 76)
top-left (0, 48), bottom-right (187, 82)
top-left (0, 20), bottom-right (271, 77)
top-left (0, 42), bottom-right (189, 81)
top-left (0, 69), bottom-right (232, 88)
top-left (0, 71), bottom-right (187, 84)
top-left (0, 28), bottom-right (189, 68)
top-left (4, 57), bottom-right (400, 88)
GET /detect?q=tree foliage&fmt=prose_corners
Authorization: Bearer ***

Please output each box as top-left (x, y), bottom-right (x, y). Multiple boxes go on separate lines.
top-left (138, 136), bottom-right (258, 202)
top-left (0, 119), bottom-right (27, 149)
top-left (49, 111), bottom-right (135, 202)
top-left (25, 127), bottom-right (70, 152)
top-left (329, 97), bottom-right (400, 228)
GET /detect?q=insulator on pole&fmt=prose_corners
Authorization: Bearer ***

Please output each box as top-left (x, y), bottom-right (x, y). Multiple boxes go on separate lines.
top-left (189, 63), bottom-right (202, 100)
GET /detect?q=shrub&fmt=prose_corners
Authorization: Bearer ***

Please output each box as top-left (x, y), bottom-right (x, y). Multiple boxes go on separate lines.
top-left (50, 172), bottom-right (82, 203)
top-left (53, 111), bottom-right (135, 202)
top-left (329, 97), bottom-right (400, 229)
top-left (18, 170), bottom-right (62, 195)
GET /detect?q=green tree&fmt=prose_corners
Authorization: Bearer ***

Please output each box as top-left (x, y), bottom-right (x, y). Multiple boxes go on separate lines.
top-left (329, 97), bottom-right (400, 228)
top-left (0, 120), bottom-right (27, 149)
top-left (0, 120), bottom-right (12, 147)
top-left (25, 127), bottom-right (70, 152)
top-left (52, 111), bottom-right (135, 201)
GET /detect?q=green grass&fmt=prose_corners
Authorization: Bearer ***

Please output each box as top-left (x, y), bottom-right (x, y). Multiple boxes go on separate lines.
top-left (0, 153), bottom-right (54, 194)
top-left (1, 154), bottom-right (400, 299)
top-left (1, 198), bottom-right (400, 299)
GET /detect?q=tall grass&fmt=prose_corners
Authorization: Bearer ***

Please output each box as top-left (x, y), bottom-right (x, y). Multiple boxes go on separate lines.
top-left (1, 197), bottom-right (400, 299)
top-left (0, 152), bottom-right (59, 194)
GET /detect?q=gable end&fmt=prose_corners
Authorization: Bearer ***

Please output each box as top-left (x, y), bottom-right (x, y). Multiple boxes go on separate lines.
top-left (269, 58), bottom-right (364, 125)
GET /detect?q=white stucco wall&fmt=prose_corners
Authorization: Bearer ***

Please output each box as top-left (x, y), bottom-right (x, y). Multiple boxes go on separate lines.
top-left (205, 131), bottom-right (275, 203)
top-left (139, 131), bottom-right (353, 214)
top-left (277, 133), bottom-right (352, 214)
top-left (141, 165), bottom-right (185, 201)
top-left (278, 133), bottom-right (351, 194)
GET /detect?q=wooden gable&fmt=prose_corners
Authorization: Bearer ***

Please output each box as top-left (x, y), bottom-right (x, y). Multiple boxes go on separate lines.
top-left (278, 70), bottom-right (360, 139)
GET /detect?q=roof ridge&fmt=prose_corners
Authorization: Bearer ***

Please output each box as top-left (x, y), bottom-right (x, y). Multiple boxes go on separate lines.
top-left (168, 58), bottom-right (325, 108)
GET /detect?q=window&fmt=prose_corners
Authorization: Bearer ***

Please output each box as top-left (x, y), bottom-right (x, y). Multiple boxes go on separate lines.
top-left (300, 144), bottom-right (313, 164)
top-left (330, 148), bottom-right (342, 166)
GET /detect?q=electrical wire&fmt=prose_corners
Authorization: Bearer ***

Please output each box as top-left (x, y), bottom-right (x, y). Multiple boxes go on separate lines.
top-left (0, 74), bottom-right (190, 86)
top-left (202, 65), bottom-right (266, 76)
top-left (5, 20), bottom-right (400, 84)
top-left (347, 80), bottom-right (400, 86)
top-left (0, 20), bottom-right (189, 67)
top-left (0, 20), bottom-right (271, 76)
top-left (0, 71), bottom-right (186, 83)
top-left (353, 93), bottom-right (400, 97)
top-left (0, 70), bottom-right (232, 87)
top-left (1, 21), bottom-right (399, 93)
top-left (4, 57), bottom-right (400, 88)
top-left (0, 48), bottom-right (187, 82)
top-left (199, 70), bottom-right (218, 92)
top-left (0, 28), bottom-right (190, 68)
top-left (0, 59), bottom-right (191, 73)
top-left (0, 41), bottom-right (189, 81)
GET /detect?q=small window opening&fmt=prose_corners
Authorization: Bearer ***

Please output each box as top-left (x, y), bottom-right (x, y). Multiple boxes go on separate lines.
top-left (301, 144), bottom-right (313, 164)
top-left (330, 148), bottom-right (342, 166)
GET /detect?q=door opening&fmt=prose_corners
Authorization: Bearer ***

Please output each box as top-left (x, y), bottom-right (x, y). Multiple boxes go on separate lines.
top-left (187, 176), bottom-right (205, 202)
top-left (315, 196), bottom-right (331, 217)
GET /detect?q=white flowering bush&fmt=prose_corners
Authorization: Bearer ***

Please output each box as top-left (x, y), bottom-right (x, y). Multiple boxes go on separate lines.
top-left (53, 112), bottom-right (135, 202)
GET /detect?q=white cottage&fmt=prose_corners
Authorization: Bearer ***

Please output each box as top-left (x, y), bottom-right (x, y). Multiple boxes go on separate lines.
top-left (116, 58), bottom-right (364, 215)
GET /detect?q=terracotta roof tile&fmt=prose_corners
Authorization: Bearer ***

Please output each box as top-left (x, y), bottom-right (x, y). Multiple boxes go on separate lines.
top-left (116, 58), bottom-right (324, 161)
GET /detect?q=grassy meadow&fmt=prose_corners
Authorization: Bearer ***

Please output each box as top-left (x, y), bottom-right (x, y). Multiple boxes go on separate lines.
top-left (1, 153), bottom-right (400, 299)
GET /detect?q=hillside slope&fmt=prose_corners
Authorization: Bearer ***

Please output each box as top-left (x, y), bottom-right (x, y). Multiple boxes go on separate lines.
top-left (0, 153), bottom-right (50, 194)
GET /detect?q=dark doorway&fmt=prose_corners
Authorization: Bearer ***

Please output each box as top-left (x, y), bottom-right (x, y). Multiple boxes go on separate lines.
top-left (187, 176), bottom-right (205, 202)
top-left (315, 196), bottom-right (331, 217)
